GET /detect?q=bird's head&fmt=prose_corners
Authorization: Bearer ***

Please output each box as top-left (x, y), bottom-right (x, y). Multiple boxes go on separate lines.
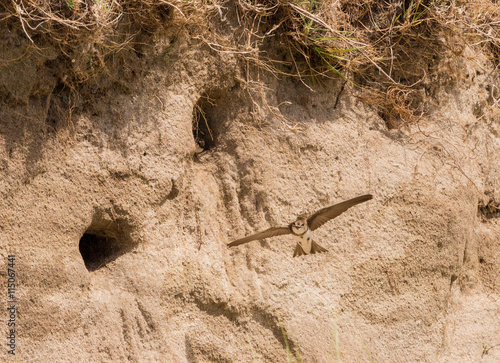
top-left (291, 216), bottom-right (308, 235)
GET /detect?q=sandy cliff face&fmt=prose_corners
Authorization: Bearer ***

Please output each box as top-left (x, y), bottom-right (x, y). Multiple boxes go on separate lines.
top-left (1, 15), bottom-right (500, 363)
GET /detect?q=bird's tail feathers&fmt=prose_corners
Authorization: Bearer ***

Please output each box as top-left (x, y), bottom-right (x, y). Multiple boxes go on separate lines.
top-left (293, 243), bottom-right (306, 257)
top-left (310, 240), bottom-right (328, 254)
top-left (293, 241), bottom-right (327, 257)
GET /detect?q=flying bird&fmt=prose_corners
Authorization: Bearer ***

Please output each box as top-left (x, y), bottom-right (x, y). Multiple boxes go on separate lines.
top-left (228, 194), bottom-right (372, 257)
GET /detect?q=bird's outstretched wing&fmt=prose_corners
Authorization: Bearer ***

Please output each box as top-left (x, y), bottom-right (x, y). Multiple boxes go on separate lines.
top-left (307, 194), bottom-right (373, 231)
top-left (228, 227), bottom-right (291, 247)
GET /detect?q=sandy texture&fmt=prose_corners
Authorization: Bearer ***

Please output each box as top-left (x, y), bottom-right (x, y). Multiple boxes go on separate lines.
top-left (1, 23), bottom-right (500, 363)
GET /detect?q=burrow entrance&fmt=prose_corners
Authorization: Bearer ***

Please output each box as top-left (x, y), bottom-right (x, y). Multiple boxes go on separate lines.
top-left (79, 212), bottom-right (137, 272)
top-left (192, 89), bottom-right (232, 153)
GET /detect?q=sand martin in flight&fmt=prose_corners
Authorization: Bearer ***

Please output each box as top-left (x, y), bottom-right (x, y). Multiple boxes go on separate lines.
top-left (228, 194), bottom-right (372, 257)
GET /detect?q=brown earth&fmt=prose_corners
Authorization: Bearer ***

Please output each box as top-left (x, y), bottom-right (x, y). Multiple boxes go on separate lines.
top-left (1, 5), bottom-right (500, 363)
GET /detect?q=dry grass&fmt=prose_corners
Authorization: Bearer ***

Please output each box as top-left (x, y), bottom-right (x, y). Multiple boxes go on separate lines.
top-left (4, 0), bottom-right (203, 41)
top-left (360, 86), bottom-right (425, 129)
top-left (1, 0), bottom-right (499, 127)
top-left (0, 0), bottom-right (220, 82)
top-left (231, 0), bottom-right (500, 125)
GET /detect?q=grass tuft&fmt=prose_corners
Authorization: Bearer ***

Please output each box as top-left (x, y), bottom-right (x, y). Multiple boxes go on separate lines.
top-left (1, 0), bottom-right (500, 129)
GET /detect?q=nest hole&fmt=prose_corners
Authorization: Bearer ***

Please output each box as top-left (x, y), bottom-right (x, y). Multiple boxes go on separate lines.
top-left (45, 77), bottom-right (74, 134)
top-left (192, 91), bottom-right (227, 153)
top-left (79, 214), bottom-right (136, 272)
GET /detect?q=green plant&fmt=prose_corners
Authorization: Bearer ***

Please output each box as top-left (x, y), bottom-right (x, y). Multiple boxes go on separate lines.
top-left (277, 315), bottom-right (301, 363)
top-left (482, 343), bottom-right (500, 357)
top-left (329, 315), bottom-right (340, 363)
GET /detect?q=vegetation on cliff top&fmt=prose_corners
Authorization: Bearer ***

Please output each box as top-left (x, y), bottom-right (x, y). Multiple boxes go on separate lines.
top-left (1, 0), bottom-right (499, 127)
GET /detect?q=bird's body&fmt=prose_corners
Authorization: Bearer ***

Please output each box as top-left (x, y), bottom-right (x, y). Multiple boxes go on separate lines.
top-left (293, 230), bottom-right (311, 253)
top-left (227, 194), bottom-right (372, 257)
